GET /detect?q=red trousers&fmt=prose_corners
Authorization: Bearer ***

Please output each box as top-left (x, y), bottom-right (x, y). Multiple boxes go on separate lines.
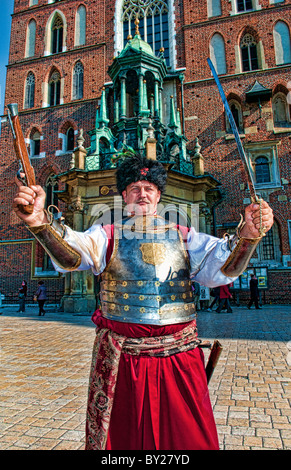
top-left (92, 314), bottom-right (219, 450)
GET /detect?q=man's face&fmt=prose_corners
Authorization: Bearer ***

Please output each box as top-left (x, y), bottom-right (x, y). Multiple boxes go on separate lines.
top-left (122, 180), bottom-right (161, 216)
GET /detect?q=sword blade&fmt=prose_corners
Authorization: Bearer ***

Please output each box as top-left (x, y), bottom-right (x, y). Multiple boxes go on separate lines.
top-left (207, 58), bottom-right (257, 202)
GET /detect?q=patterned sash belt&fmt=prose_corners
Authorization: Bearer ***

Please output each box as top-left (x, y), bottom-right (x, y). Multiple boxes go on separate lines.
top-left (85, 320), bottom-right (200, 450)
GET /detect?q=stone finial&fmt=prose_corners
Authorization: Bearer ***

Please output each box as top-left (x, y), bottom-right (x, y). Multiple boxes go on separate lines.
top-left (147, 119), bottom-right (155, 139)
top-left (77, 128), bottom-right (85, 149)
top-left (135, 17), bottom-right (140, 36)
top-left (146, 119), bottom-right (157, 160)
top-left (192, 137), bottom-right (204, 176)
top-left (194, 137), bottom-right (201, 157)
top-left (73, 128), bottom-right (87, 170)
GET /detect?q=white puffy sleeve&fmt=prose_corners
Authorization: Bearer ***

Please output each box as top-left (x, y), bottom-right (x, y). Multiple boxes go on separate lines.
top-left (187, 227), bottom-right (237, 287)
top-left (53, 223), bottom-right (108, 275)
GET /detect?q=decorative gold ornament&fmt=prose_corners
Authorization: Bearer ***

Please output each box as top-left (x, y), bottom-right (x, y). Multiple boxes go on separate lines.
top-left (139, 243), bottom-right (166, 265)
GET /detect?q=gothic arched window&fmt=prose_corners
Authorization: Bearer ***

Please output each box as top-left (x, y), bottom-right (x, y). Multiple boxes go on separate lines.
top-left (226, 99), bottom-right (243, 133)
top-left (49, 71), bottom-right (61, 106)
top-left (43, 174), bottom-right (59, 271)
top-left (122, 0), bottom-right (170, 65)
top-left (261, 227), bottom-right (275, 260)
top-left (72, 61), bottom-right (84, 100)
top-left (273, 21), bottom-right (291, 65)
top-left (51, 15), bottom-right (63, 53)
top-left (75, 5), bottom-right (86, 46)
top-left (30, 130), bottom-right (41, 157)
top-left (240, 33), bottom-right (259, 71)
top-left (45, 174), bottom-right (58, 208)
top-left (24, 72), bottom-right (35, 109)
top-left (66, 127), bottom-right (75, 151)
top-left (272, 92), bottom-right (290, 127)
top-left (25, 19), bottom-right (36, 58)
top-left (209, 33), bottom-right (227, 75)
top-left (207, 0), bottom-right (222, 17)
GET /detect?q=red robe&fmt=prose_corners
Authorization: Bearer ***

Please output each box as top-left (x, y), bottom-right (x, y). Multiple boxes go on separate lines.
top-left (88, 224), bottom-right (219, 450)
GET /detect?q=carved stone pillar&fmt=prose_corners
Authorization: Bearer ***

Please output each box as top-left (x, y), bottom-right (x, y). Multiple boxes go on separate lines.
top-left (62, 199), bottom-right (95, 313)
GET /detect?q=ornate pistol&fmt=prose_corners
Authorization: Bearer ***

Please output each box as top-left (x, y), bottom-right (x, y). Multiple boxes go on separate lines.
top-left (7, 103), bottom-right (36, 214)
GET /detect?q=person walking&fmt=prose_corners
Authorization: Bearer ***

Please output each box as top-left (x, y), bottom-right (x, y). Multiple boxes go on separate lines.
top-left (35, 281), bottom-right (47, 316)
top-left (207, 286), bottom-right (220, 311)
top-left (17, 280), bottom-right (27, 313)
top-left (247, 274), bottom-right (261, 309)
top-left (192, 281), bottom-right (201, 311)
top-left (216, 284), bottom-right (233, 313)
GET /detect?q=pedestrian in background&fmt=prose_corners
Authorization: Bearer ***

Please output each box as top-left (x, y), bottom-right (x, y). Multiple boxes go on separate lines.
top-left (191, 281), bottom-right (201, 311)
top-left (247, 274), bottom-right (261, 310)
top-left (207, 286), bottom-right (220, 311)
top-left (216, 284), bottom-right (233, 313)
top-left (17, 280), bottom-right (27, 313)
top-left (35, 281), bottom-right (47, 316)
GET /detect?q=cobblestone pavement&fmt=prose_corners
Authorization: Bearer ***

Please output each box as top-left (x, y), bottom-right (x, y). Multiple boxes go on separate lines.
top-left (0, 304), bottom-right (290, 451)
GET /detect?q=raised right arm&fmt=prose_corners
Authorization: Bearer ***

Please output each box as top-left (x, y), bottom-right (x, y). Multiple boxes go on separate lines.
top-left (13, 177), bottom-right (107, 273)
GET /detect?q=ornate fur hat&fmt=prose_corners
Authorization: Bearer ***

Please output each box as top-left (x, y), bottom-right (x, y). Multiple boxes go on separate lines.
top-left (115, 148), bottom-right (167, 195)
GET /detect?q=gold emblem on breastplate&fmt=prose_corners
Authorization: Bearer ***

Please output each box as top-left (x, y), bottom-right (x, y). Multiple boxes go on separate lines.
top-left (139, 243), bottom-right (166, 265)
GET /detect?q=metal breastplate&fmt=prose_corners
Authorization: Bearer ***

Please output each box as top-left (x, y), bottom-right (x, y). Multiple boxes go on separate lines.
top-left (100, 215), bottom-right (196, 325)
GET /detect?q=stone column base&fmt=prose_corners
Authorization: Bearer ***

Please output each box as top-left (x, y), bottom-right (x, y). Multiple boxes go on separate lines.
top-left (62, 295), bottom-right (96, 314)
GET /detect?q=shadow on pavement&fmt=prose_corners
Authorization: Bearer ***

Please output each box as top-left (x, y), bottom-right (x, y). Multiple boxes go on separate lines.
top-left (1, 304), bottom-right (290, 341)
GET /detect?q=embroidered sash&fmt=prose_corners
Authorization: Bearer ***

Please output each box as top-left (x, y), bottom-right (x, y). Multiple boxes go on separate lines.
top-left (85, 320), bottom-right (199, 450)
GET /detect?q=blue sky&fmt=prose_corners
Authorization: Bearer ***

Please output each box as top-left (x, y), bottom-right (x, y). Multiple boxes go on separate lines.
top-left (0, 0), bottom-right (14, 115)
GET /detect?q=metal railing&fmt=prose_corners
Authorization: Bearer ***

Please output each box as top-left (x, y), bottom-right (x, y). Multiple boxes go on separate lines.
top-left (2, 290), bottom-right (62, 305)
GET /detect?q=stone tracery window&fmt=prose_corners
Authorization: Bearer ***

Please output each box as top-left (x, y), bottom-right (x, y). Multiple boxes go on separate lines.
top-left (272, 92), bottom-right (290, 128)
top-left (72, 61), bottom-right (84, 100)
top-left (122, 0), bottom-right (170, 65)
top-left (51, 15), bottom-right (63, 53)
top-left (43, 174), bottom-right (59, 272)
top-left (240, 33), bottom-right (259, 71)
top-left (49, 71), bottom-right (61, 106)
top-left (24, 72), bottom-right (35, 109)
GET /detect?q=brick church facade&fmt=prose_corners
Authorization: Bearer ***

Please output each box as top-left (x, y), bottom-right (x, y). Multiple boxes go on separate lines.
top-left (0, 0), bottom-right (290, 307)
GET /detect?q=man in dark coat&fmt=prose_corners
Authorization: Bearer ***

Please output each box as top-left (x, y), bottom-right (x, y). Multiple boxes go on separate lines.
top-left (247, 274), bottom-right (261, 309)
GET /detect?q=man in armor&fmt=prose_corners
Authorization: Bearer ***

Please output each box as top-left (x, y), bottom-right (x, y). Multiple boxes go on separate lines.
top-left (13, 152), bottom-right (273, 450)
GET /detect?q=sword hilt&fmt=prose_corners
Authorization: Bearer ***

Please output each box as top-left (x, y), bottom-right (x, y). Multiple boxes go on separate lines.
top-left (251, 195), bottom-right (267, 237)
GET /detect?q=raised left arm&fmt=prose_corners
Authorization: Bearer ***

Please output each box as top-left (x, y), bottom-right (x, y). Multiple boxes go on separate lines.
top-left (220, 199), bottom-right (274, 278)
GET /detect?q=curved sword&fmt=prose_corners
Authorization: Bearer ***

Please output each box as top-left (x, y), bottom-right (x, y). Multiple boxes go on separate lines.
top-left (207, 58), bottom-right (259, 203)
